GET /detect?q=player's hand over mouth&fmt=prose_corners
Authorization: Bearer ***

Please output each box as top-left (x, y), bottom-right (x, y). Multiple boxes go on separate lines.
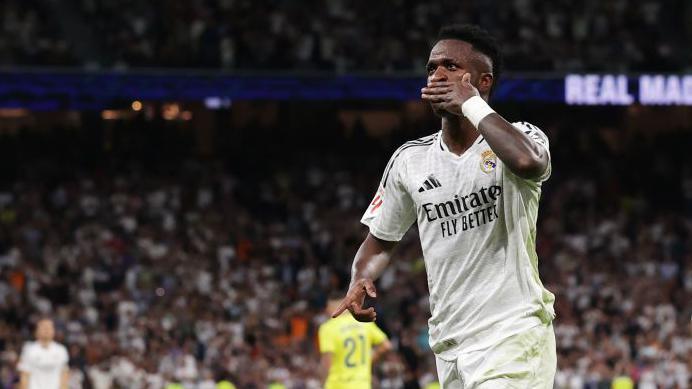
top-left (421, 72), bottom-right (480, 116)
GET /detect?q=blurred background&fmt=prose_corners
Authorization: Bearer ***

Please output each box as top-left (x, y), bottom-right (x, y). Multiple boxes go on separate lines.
top-left (0, 0), bottom-right (691, 388)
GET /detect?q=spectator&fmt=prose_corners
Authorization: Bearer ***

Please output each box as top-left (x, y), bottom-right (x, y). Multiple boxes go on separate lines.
top-left (0, 109), bottom-right (690, 387)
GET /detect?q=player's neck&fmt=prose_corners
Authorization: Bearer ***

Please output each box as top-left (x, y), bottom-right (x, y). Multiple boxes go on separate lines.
top-left (441, 116), bottom-right (478, 156)
top-left (38, 339), bottom-right (51, 347)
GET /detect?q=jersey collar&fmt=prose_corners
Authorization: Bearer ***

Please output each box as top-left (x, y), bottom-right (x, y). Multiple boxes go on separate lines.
top-left (437, 130), bottom-right (483, 157)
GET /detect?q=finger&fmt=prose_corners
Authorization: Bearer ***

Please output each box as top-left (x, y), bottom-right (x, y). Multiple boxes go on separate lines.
top-left (349, 302), bottom-right (363, 315)
top-left (421, 87), bottom-right (452, 95)
top-left (425, 84), bottom-right (453, 91)
top-left (354, 311), bottom-right (377, 322)
top-left (350, 303), bottom-right (376, 322)
top-left (331, 299), bottom-right (350, 318)
top-left (354, 311), bottom-right (376, 322)
top-left (421, 91), bottom-right (451, 99)
top-left (427, 81), bottom-right (453, 87)
top-left (421, 91), bottom-right (449, 98)
top-left (363, 279), bottom-right (377, 298)
top-left (421, 94), bottom-right (448, 103)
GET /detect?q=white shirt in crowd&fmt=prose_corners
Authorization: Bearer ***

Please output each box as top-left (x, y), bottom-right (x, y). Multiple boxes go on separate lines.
top-left (362, 122), bottom-right (555, 360)
top-left (18, 341), bottom-right (69, 389)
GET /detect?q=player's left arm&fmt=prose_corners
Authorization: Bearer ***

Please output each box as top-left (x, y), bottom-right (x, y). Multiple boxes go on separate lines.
top-left (60, 368), bottom-right (69, 389)
top-left (19, 372), bottom-right (29, 389)
top-left (17, 344), bottom-right (30, 389)
top-left (60, 346), bottom-right (69, 389)
top-left (474, 111), bottom-right (548, 180)
top-left (422, 73), bottom-right (549, 179)
top-left (319, 352), bottom-right (332, 384)
top-left (372, 339), bottom-right (392, 363)
top-left (368, 323), bottom-right (392, 363)
top-left (317, 324), bottom-right (335, 384)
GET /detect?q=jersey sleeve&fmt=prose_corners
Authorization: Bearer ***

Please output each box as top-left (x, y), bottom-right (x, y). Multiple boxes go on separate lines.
top-left (60, 344), bottom-right (69, 367)
top-left (318, 323), bottom-right (335, 354)
top-left (17, 343), bottom-right (31, 372)
top-left (367, 323), bottom-right (388, 346)
top-left (360, 149), bottom-right (416, 241)
top-left (512, 121), bottom-right (552, 182)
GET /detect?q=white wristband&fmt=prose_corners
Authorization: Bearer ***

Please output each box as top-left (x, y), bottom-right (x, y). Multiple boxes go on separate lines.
top-left (461, 96), bottom-right (495, 128)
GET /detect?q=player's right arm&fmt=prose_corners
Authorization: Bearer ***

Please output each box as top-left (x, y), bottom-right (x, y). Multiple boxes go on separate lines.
top-left (319, 352), bottom-right (332, 384)
top-left (19, 372), bottom-right (29, 389)
top-left (18, 343), bottom-right (30, 389)
top-left (60, 368), bottom-right (69, 389)
top-left (60, 345), bottom-right (70, 389)
top-left (422, 73), bottom-right (549, 180)
top-left (333, 148), bottom-right (416, 321)
top-left (332, 234), bottom-right (396, 321)
top-left (318, 322), bottom-right (336, 384)
top-left (369, 322), bottom-right (392, 363)
top-left (372, 339), bottom-right (393, 363)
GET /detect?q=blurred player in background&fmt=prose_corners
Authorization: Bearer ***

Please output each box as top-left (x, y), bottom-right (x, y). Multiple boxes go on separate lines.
top-left (18, 318), bottom-right (69, 389)
top-left (333, 24), bottom-right (556, 388)
top-left (319, 293), bottom-right (392, 388)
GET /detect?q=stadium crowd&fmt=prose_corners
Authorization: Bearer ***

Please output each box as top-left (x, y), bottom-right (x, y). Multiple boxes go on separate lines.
top-left (2, 0), bottom-right (690, 71)
top-left (0, 0), bottom-right (75, 66)
top-left (0, 110), bottom-right (690, 388)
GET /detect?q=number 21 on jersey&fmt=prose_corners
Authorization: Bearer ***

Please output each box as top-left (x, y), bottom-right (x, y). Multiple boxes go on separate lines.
top-left (343, 334), bottom-right (366, 367)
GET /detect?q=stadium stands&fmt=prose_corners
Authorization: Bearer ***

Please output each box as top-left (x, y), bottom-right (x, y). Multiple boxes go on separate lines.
top-left (0, 0), bottom-right (74, 66)
top-left (3, 0), bottom-right (690, 71)
top-left (0, 107), bottom-right (689, 387)
top-left (0, 1), bottom-right (690, 387)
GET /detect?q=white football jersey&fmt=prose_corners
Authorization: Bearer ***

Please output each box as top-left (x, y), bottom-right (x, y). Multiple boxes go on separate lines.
top-left (18, 341), bottom-right (69, 389)
top-left (361, 122), bottom-right (555, 360)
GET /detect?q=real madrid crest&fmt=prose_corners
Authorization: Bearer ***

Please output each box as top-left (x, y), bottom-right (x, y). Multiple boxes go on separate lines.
top-left (480, 150), bottom-right (497, 173)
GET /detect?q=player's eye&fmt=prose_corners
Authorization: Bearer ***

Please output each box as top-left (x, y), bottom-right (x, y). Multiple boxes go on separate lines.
top-left (426, 65), bottom-right (436, 75)
top-left (446, 63), bottom-right (458, 70)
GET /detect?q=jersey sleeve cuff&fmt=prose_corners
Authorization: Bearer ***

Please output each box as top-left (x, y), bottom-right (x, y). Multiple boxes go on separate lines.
top-left (535, 144), bottom-right (552, 182)
top-left (364, 223), bottom-right (403, 242)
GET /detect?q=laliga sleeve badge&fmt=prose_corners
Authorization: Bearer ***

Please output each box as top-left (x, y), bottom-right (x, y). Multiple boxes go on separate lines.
top-left (480, 150), bottom-right (497, 173)
top-left (369, 187), bottom-right (384, 213)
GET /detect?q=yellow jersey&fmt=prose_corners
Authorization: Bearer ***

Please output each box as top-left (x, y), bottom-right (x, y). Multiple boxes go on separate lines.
top-left (612, 376), bottom-right (634, 389)
top-left (318, 313), bottom-right (388, 389)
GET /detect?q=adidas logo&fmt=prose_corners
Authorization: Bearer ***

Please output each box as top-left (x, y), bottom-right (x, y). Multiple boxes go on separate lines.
top-left (418, 174), bottom-right (442, 193)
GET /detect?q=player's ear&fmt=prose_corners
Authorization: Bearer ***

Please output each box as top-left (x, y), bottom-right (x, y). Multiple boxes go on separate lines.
top-left (478, 73), bottom-right (493, 95)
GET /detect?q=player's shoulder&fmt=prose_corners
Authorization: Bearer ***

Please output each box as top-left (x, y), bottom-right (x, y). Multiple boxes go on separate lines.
top-left (512, 121), bottom-right (543, 132)
top-left (393, 132), bottom-right (439, 157)
top-left (318, 318), bottom-right (331, 330)
top-left (19, 341), bottom-right (41, 360)
top-left (363, 321), bottom-right (381, 332)
top-left (405, 132), bottom-right (439, 145)
top-left (512, 121), bottom-right (549, 145)
top-left (318, 316), bottom-right (337, 332)
top-left (320, 315), bottom-right (354, 338)
top-left (379, 132), bottom-right (439, 188)
top-left (385, 131), bottom-right (439, 170)
top-left (53, 341), bottom-right (68, 353)
top-left (20, 341), bottom-right (37, 353)
top-left (512, 121), bottom-right (546, 135)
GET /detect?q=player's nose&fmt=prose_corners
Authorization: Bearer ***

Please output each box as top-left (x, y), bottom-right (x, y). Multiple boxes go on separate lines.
top-left (429, 67), bottom-right (448, 82)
